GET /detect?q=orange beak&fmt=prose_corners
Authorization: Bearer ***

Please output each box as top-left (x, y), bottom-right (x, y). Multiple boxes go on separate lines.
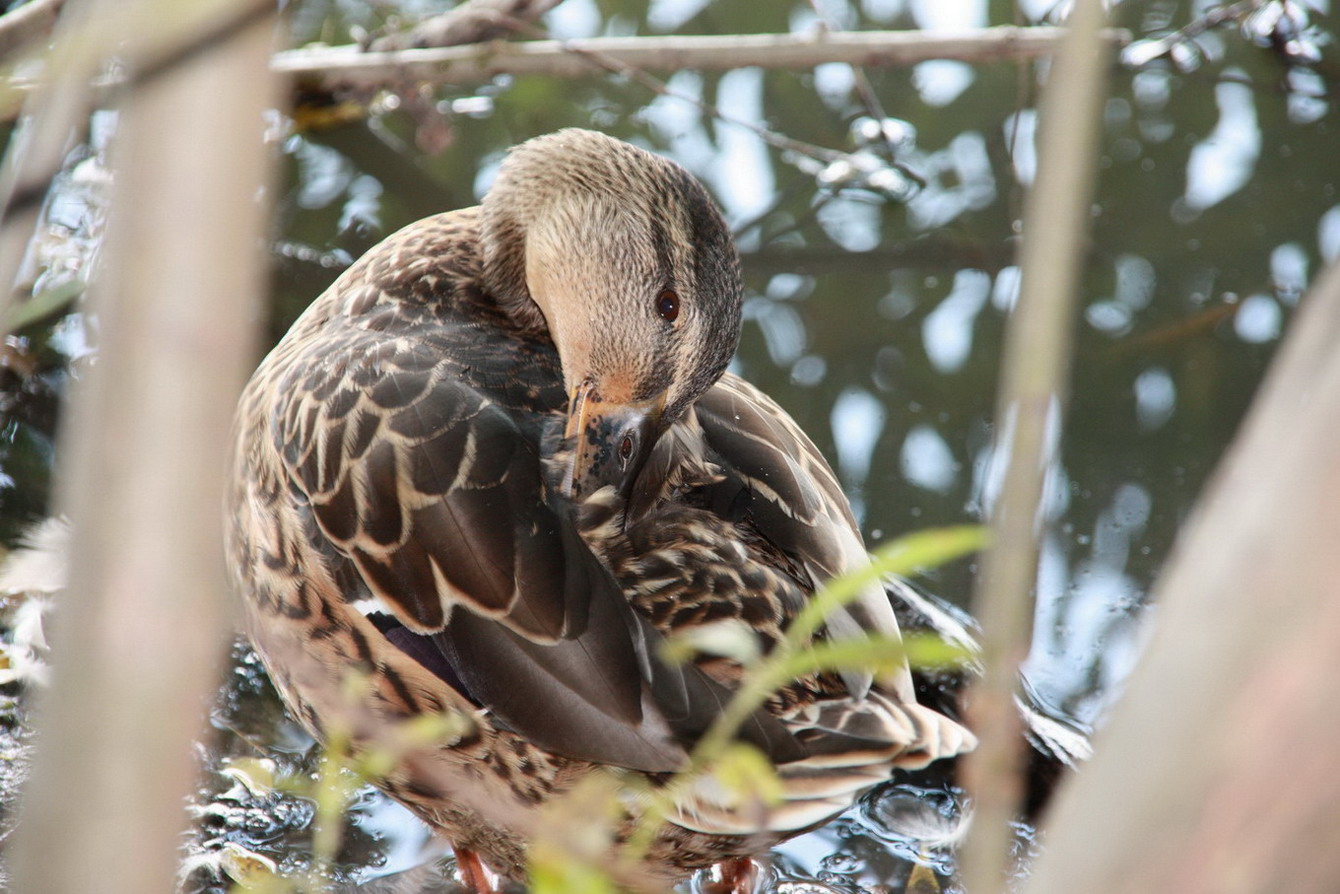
top-left (560, 382), bottom-right (667, 500)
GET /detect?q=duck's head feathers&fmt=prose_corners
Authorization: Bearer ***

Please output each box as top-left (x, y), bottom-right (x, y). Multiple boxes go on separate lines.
top-left (480, 129), bottom-right (742, 497)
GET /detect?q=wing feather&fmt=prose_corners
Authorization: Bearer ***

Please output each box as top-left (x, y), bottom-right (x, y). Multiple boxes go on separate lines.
top-left (695, 373), bottom-right (913, 700)
top-left (284, 342), bottom-right (569, 638)
top-left (258, 211), bottom-right (809, 773)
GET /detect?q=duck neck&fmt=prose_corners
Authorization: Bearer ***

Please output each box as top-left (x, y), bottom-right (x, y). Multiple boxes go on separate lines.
top-left (479, 204), bottom-right (551, 338)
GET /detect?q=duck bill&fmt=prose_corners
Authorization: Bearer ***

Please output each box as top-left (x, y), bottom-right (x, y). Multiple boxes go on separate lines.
top-left (561, 383), bottom-right (667, 500)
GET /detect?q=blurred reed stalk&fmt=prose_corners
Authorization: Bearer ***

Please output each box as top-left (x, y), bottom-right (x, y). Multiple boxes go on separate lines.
top-left (1022, 234), bottom-right (1340, 891)
top-left (958, 0), bottom-right (1111, 890)
top-left (7, 1), bottom-right (277, 892)
top-left (0, 0), bottom-right (66, 60)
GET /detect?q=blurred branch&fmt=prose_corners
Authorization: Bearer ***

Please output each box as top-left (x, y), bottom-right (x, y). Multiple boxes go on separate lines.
top-left (0, 21), bottom-right (1130, 294)
top-left (0, 0), bottom-right (272, 329)
top-left (802, 0), bottom-right (902, 159)
top-left (959, 0), bottom-right (1111, 891)
top-left (0, 0), bottom-right (104, 331)
top-left (1119, 0), bottom-right (1262, 67)
top-left (370, 0), bottom-right (564, 52)
top-left (1022, 254), bottom-right (1340, 894)
top-left (490, 18), bottom-right (863, 169)
top-left (6, 4), bottom-right (277, 894)
top-left (0, 0), bottom-right (66, 60)
top-left (276, 26), bottom-right (1132, 92)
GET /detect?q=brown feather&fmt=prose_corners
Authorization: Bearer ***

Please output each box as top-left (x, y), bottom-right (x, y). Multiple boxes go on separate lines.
top-left (227, 130), bottom-right (975, 884)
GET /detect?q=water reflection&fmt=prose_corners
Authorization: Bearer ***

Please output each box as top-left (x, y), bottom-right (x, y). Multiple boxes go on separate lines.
top-left (911, 60), bottom-right (975, 107)
top-left (908, 0), bottom-right (985, 30)
top-left (900, 425), bottom-right (957, 494)
top-left (814, 62), bottom-right (857, 109)
top-left (920, 270), bottom-right (990, 373)
top-left (744, 295), bottom-right (807, 365)
top-left (709, 68), bottom-right (774, 222)
top-left (1233, 294), bottom-right (1281, 343)
top-left (1270, 242), bottom-right (1309, 300)
top-left (830, 387), bottom-right (886, 521)
top-left (1133, 366), bottom-right (1176, 430)
top-left (904, 133), bottom-right (996, 230)
top-left (1320, 206), bottom-right (1340, 261)
top-left (1182, 76), bottom-right (1260, 212)
top-left (1027, 483), bottom-right (1153, 724)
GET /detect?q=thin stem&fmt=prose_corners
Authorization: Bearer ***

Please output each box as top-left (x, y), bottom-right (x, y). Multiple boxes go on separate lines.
top-left (959, 0), bottom-right (1112, 890)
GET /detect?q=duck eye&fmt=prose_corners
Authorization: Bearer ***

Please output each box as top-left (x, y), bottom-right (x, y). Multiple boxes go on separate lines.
top-left (655, 289), bottom-right (679, 322)
top-left (619, 434), bottom-right (635, 466)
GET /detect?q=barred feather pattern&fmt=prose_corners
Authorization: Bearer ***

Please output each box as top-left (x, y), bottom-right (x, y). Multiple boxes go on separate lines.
top-left (228, 131), bottom-right (975, 882)
top-left (575, 408), bottom-right (978, 837)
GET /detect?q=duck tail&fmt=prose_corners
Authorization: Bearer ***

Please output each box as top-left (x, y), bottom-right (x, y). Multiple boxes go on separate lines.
top-left (669, 691), bottom-right (975, 836)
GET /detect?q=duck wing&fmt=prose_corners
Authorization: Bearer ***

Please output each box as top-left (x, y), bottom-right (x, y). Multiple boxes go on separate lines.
top-left (691, 373), bottom-right (915, 701)
top-left (262, 214), bottom-right (798, 771)
top-left (633, 375), bottom-right (980, 835)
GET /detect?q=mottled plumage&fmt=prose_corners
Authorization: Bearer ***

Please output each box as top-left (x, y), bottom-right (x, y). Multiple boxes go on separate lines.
top-left (227, 130), bottom-right (974, 887)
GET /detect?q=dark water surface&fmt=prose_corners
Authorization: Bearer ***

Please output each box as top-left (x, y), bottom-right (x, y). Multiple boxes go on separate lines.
top-left (2, 0), bottom-right (1337, 891)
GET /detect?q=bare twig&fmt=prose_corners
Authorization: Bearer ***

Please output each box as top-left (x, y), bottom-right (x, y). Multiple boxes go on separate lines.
top-left (0, 23), bottom-right (1131, 290)
top-left (1120, 0), bottom-right (1264, 67)
top-left (5, 2), bottom-right (278, 894)
top-left (492, 16), bottom-right (856, 169)
top-left (958, 0), bottom-right (1112, 890)
top-left (275, 27), bottom-right (1132, 92)
top-left (1006, 0), bottom-right (1032, 230)
top-left (0, 0), bottom-right (66, 61)
top-left (370, 0), bottom-right (564, 52)
top-left (802, 1), bottom-right (907, 167)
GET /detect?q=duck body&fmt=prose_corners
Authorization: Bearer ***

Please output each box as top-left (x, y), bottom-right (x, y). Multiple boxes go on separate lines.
top-left (228, 130), bottom-right (974, 885)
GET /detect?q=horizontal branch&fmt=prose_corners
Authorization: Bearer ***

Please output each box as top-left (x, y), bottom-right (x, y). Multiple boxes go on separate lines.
top-left (274, 26), bottom-right (1132, 92)
top-left (0, 0), bottom-right (65, 62)
top-left (369, 0), bottom-right (564, 52)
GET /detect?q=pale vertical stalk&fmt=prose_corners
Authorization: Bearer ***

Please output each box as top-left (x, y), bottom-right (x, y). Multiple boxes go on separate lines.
top-left (8, 2), bottom-right (276, 892)
top-left (958, 0), bottom-right (1110, 890)
top-left (1021, 263), bottom-right (1340, 893)
top-left (0, 0), bottom-right (67, 60)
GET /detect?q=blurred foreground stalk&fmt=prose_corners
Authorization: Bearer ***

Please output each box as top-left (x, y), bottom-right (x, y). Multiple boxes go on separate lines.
top-left (9, 1), bottom-right (276, 892)
top-left (959, 0), bottom-right (1110, 890)
top-left (1023, 253), bottom-right (1340, 892)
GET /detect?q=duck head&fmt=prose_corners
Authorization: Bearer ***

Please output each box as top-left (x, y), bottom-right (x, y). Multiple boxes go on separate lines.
top-left (481, 129), bottom-right (742, 499)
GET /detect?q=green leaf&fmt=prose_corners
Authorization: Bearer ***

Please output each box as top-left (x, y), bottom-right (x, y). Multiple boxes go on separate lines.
top-left (904, 632), bottom-right (979, 670)
top-left (869, 525), bottom-right (989, 578)
top-left (529, 853), bottom-right (619, 894)
top-left (786, 525), bottom-right (987, 648)
top-left (529, 773), bottom-right (625, 894)
top-left (660, 618), bottom-right (762, 667)
top-left (774, 634), bottom-right (910, 680)
top-left (708, 743), bottom-right (784, 809)
top-left (7, 279), bottom-right (83, 332)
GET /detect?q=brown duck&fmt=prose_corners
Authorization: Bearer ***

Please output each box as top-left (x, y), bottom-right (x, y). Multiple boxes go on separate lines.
top-left (227, 129), bottom-right (975, 891)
